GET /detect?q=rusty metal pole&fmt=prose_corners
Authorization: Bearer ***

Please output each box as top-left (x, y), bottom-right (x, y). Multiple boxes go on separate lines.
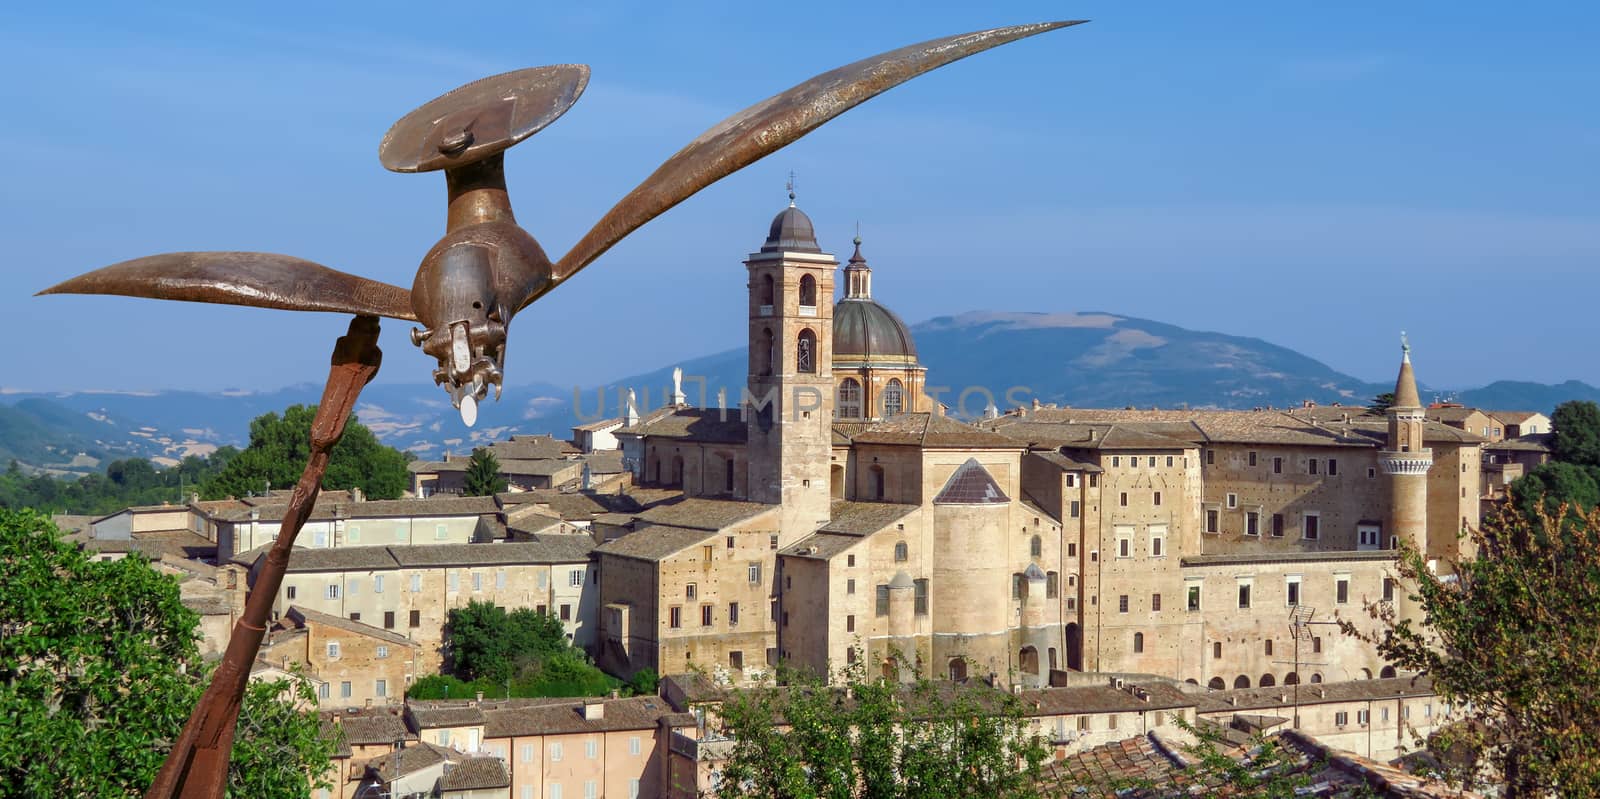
top-left (146, 315), bottom-right (382, 799)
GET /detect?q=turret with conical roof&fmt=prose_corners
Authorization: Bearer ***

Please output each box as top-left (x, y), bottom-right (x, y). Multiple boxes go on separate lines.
top-left (1379, 334), bottom-right (1433, 627)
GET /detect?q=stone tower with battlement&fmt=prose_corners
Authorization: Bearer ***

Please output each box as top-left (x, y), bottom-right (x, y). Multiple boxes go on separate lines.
top-left (745, 199), bottom-right (836, 543)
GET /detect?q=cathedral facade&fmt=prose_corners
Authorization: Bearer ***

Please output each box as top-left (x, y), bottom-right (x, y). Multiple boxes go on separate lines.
top-left (597, 198), bottom-right (1480, 692)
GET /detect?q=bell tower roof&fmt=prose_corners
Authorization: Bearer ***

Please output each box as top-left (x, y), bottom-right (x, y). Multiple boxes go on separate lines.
top-left (1393, 333), bottom-right (1422, 410)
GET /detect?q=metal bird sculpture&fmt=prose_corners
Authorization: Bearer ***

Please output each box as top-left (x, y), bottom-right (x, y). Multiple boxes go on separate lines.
top-left (39, 21), bottom-right (1083, 427)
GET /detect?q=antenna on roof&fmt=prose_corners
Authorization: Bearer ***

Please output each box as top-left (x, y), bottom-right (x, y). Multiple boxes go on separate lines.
top-left (787, 171), bottom-right (797, 206)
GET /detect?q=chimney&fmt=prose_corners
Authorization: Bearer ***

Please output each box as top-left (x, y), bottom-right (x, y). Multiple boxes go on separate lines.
top-left (624, 388), bottom-right (640, 427)
top-left (351, 486), bottom-right (364, 503)
top-left (333, 713), bottom-right (342, 725)
top-left (671, 367), bottom-right (686, 405)
top-left (582, 700), bottom-right (606, 721)
top-left (474, 691), bottom-right (484, 705)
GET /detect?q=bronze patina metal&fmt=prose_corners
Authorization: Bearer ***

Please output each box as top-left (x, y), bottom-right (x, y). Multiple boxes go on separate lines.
top-left (40, 20), bottom-right (1082, 426)
top-left (36, 21), bottom-right (1082, 798)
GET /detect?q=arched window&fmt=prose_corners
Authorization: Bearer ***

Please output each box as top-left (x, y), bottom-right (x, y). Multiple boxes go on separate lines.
top-left (1132, 632), bottom-right (1144, 654)
top-left (799, 274), bottom-right (817, 308)
top-left (1019, 646), bottom-right (1039, 675)
top-left (1260, 673), bottom-right (1276, 687)
top-left (759, 328), bottom-right (775, 376)
top-left (1234, 675), bottom-right (1251, 689)
top-left (1284, 672), bottom-right (1300, 685)
top-left (893, 541), bottom-right (908, 562)
top-left (1360, 668), bottom-right (1374, 680)
top-left (948, 657), bottom-right (968, 682)
top-left (1310, 672), bottom-right (1323, 684)
top-left (838, 378), bottom-right (862, 418)
top-left (883, 378), bottom-right (904, 416)
top-left (1208, 677), bottom-right (1225, 690)
top-left (1381, 666), bottom-right (1397, 679)
top-left (1030, 535), bottom-right (1042, 559)
top-left (759, 273), bottom-right (775, 308)
top-left (797, 328), bottom-right (817, 374)
top-left (881, 660), bottom-right (896, 681)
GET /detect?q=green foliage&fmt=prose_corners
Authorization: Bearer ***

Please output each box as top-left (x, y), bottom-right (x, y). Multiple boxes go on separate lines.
top-left (202, 405), bottom-right (408, 500)
top-left (1551, 400), bottom-right (1600, 467)
top-left (462, 447), bottom-right (508, 497)
top-left (713, 659), bottom-right (1048, 799)
top-left (0, 449), bottom-right (237, 515)
top-left (1367, 391), bottom-right (1397, 415)
top-left (627, 667), bottom-right (660, 697)
top-left (1346, 501), bottom-right (1600, 797)
top-left (0, 508), bottom-right (337, 797)
top-left (430, 601), bottom-right (617, 699)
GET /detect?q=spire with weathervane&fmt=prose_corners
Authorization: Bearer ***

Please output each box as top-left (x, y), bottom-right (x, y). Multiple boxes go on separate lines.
top-left (843, 224), bottom-right (873, 299)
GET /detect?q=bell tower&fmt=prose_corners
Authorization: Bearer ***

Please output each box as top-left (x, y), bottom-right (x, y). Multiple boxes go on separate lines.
top-left (1379, 334), bottom-right (1432, 624)
top-left (745, 189), bottom-right (835, 542)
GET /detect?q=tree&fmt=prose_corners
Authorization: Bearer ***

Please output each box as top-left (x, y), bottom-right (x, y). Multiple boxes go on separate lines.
top-left (713, 661), bottom-right (1048, 799)
top-left (437, 601), bottom-right (614, 697)
top-left (1345, 500), bottom-right (1600, 797)
top-left (202, 405), bottom-right (409, 500)
top-left (1551, 400), bottom-right (1600, 467)
top-left (1367, 391), bottom-right (1396, 415)
top-left (0, 508), bottom-right (339, 797)
top-left (462, 447), bottom-right (508, 496)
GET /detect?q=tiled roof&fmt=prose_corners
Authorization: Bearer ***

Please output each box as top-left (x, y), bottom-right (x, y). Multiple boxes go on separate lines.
top-left (990, 407), bottom-right (1484, 449)
top-left (1488, 409), bottom-right (1543, 425)
top-left (1020, 683), bottom-right (1192, 716)
top-left (1426, 406), bottom-right (1485, 423)
top-left (483, 695), bottom-right (680, 737)
top-left (230, 544), bottom-right (399, 572)
top-left (1192, 675), bottom-right (1433, 714)
top-left (633, 498), bottom-right (776, 531)
top-left (505, 513), bottom-right (566, 536)
top-left (286, 606), bottom-right (418, 647)
top-left (582, 451), bottom-right (626, 473)
top-left (596, 526), bottom-right (719, 563)
top-left (323, 708), bottom-right (413, 746)
top-left (850, 413), bottom-right (1019, 449)
top-left (781, 532), bottom-right (869, 561)
top-left (933, 458), bottom-right (1009, 505)
top-left (364, 741), bottom-right (452, 781)
top-left (218, 496), bottom-right (498, 522)
top-left (439, 756), bottom-right (510, 791)
top-left (573, 416), bottom-right (624, 432)
top-left (624, 407), bottom-right (748, 444)
top-left (407, 703), bottom-right (487, 729)
top-left (1486, 434), bottom-right (1552, 453)
top-left (388, 539), bottom-right (594, 567)
top-left (1026, 450), bottom-right (1103, 473)
top-left (817, 501), bottom-right (918, 535)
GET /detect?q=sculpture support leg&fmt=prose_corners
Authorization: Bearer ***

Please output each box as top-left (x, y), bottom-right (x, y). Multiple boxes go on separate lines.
top-left (146, 315), bottom-right (383, 799)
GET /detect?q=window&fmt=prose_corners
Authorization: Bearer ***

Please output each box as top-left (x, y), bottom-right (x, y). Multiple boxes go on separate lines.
top-left (1303, 512), bottom-right (1320, 540)
top-left (373, 575), bottom-right (384, 594)
top-left (894, 541), bottom-right (908, 562)
top-left (285, 586), bottom-right (296, 600)
top-left (435, 523), bottom-right (448, 540)
top-left (570, 569), bottom-right (583, 587)
top-left (1030, 535), bottom-right (1042, 558)
top-left (340, 681), bottom-right (351, 698)
top-left (876, 585), bottom-right (890, 616)
top-left (560, 604), bottom-right (572, 621)
top-left (1047, 572), bottom-right (1059, 598)
top-left (1206, 450), bottom-right (1214, 465)
top-left (1383, 577), bottom-right (1396, 602)
top-left (1312, 636), bottom-right (1323, 654)
top-left (1245, 511), bottom-right (1260, 536)
top-left (550, 786), bottom-right (563, 799)
top-left (1111, 456), bottom-right (1120, 468)
top-left (748, 563), bottom-right (762, 584)
top-left (883, 379), bottom-right (904, 416)
top-left (326, 642), bottom-right (340, 659)
top-left (448, 572), bottom-right (458, 591)
top-left (847, 578), bottom-right (856, 595)
top-left (1150, 529), bottom-right (1165, 557)
top-left (1328, 458), bottom-right (1338, 476)
top-left (1336, 576), bottom-right (1350, 604)
top-left (348, 612), bottom-right (360, 622)
top-left (1013, 574), bottom-right (1025, 599)
top-left (797, 328), bottom-right (817, 373)
top-left (1286, 576), bottom-right (1302, 607)
top-left (1148, 456), bottom-right (1156, 467)
top-left (1273, 456), bottom-right (1283, 474)
top-left (375, 679), bottom-right (387, 697)
top-left (729, 602), bottom-right (740, 625)
top-left (1271, 513), bottom-right (1285, 537)
top-left (551, 742), bottom-right (563, 762)
top-left (318, 683), bottom-right (329, 700)
top-left (1068, 543), bottom-right (1077, 557)
top-left (1335, 711), bottom-right (1349, 726)
top-left (1153, 491), bottom-right (1162, 506)
top-left (325, 584), bottom-right (340, 600)
top-left (846, 614), bottom-right (855, 632)
top-left (1118, 538), bottom-right (1130, 558)
top-left (1119, 492), bottom-right (1128, 507)
top-left (376, 645), bottom-right (389, 659)
top-left (1066, 474), bottom-right (1077, 488)
top-left (629, 780), bottom-right (641, 799)
top-left (1213, 641), bottom-right (1222, 659)
top-left (1238, 583), bottom-right (1252, 609)
top-left (1227, 493), bottom-right (1238, 509)
top-left (1357, 709), bottom-right (1370, 725)
top-left (629, 736), bottom-right (642, 756)
top-left (701, 605), bottom-right (713, 627)
top-left (847, 554), bottom-right (855, 567)
top-left (472, 572), bottom-right (482, 592)
top-left (1368, 466), bottom-right (1377, 478)
top-left (1151, 593), bottom-right (1161, 611)
top-left (1205, 509), bottom-right (1219, 533)
top-left (1248, 451), bottom-right (1257, 466)
top-left (1070, 500), bottom-right (1081, 518)
top-left (1265, 639), bottom-right (1273, 656)
top-left (585, 740), bottom-right (599, 760)
top-left (914, 579), bottom-right (929, 615)
top-left (669, 607), bottom-right (682, 628)
top-left (411, 574), bottom-right (422, 593)
top-left (686, 583), bottom-right (697, 600)
top-left (1133, 632), bottom-right (1144, 653)
top-left (838, 378), bottom-right (863, 418)
top-left (1118, 595), bottom-right (1130, 613)
top-left (409, 610), bottom-right (421, 628)
top-left (1187, 583), bottom-right (1202, 611)
top-left (383, 611), bottom-right (395, 629)
top-left (1309, 458), bottom-right (1319, 475)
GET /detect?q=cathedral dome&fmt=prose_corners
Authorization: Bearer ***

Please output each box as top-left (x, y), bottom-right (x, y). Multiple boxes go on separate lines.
top-left (760, 205), bottom-right (822, 253)
top-left (834, 297), bottom-right (918, 364)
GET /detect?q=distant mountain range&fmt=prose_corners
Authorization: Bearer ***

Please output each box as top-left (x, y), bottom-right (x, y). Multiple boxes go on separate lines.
top-left (5, 311), bottom-right (1594, 474)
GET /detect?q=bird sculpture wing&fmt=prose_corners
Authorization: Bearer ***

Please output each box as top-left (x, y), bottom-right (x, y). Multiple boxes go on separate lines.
top-left (534, 20), bottom-right (1084, 310)
top-left (37, 252), bottom-right (418, 321)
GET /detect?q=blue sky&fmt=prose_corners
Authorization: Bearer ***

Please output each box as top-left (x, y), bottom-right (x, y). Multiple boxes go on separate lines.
top-left (5, 1), bottom-right (1597, 393)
